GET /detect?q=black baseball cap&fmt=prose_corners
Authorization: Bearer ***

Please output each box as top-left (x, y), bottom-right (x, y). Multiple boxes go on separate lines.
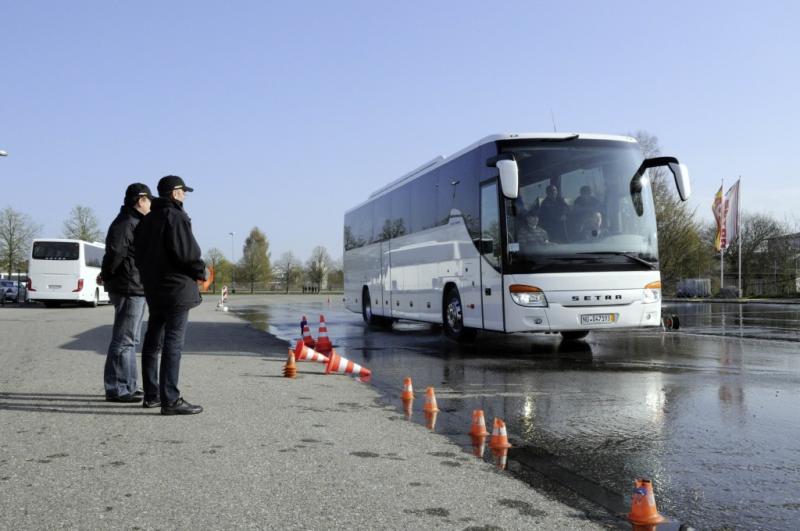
top-left (125, 183), bottom-right (152, 202)
top-left (157, 175), bottom-right (194, 194)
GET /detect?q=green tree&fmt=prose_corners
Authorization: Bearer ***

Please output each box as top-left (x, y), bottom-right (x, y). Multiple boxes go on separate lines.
top-left (274, 251), bottom-right (302, 293)
top-left (326, 257), bottom-right (344, 290)
top-left (238, 227), bottom-right (271, 293)
top-left (63, 205), bottom-right (102, 241)
top-left (0, 207), bottom-right (41, 276)
top-left (305, 245), bottom-right (332, 291)
top-left (203, 247), bottom-right (233, 294)
top-left (631, 131), bottom-right (707, 291)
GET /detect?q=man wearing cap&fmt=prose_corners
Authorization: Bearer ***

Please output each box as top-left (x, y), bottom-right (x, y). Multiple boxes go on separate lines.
top-left (136, 175), bottom-right (205, 415)
top-left (100, 183), bottom-right (152, 403)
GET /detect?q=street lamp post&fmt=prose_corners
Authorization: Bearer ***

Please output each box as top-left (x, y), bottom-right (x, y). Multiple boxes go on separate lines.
top-left (229, 232), bottom-right (235, 293)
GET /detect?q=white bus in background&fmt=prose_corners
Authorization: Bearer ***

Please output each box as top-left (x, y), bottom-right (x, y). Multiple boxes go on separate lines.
top-left (343, 133), bottom-right (691, 342)
top-left (27, 239), bottom-right (109, 307)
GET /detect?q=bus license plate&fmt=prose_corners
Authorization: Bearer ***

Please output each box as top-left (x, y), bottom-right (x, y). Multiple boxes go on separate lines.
top-left (581, 313), bottom-right (617, 325)
top-left (48, 285), bottom-right (62, 289)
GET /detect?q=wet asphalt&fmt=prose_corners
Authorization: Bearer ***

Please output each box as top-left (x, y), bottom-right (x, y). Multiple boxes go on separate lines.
top-left (234, 297), bottom-right (800, 530)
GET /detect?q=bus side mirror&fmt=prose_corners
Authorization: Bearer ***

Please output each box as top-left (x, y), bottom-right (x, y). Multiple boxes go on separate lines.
top-left (668, 162), bottom-right (691, 201)
top-left (487, 154), bottom-right (519, 199)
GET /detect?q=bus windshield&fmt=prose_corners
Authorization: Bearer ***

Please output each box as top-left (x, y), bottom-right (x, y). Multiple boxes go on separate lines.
top-left (503, 139), bottom-right (658, 273)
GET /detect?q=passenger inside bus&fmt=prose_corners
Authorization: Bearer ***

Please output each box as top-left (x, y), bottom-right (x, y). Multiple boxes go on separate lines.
top-left (537, 185), bottom-right (568, 242)
top-left (569, 185), bottom-right (603, 240)
top-left (578, 211), bottom-right (605, 240)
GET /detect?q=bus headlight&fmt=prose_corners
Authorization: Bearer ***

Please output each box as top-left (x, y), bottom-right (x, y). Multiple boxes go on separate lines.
top-left (509, 284), bottom-right (548, 307)
top-left (643, 281), bottom-right (661, 304)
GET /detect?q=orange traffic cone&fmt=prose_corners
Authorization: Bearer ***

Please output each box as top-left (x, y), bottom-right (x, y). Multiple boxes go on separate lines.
top-left (315, 315), bottom-right (332, 354)
top-left (293, 340), bottom-right (329, 363)
top-left (471, 435), bottom-right (487, 458)
top-left (325, 349), bottom-right (372, 378)
top-left (424, 410), bottom-right (438, 430)
top-left (628, 479), bottom-right (664, 526)
top-left (400, 377), bottom-right (415, 400)
top-left (469, 409), bottom-right (490, 437)
top-left (492, 447), bottom-right (508, 470)
top-left (302, 317), bottom-right (316, 348)
top-left (488, 418), bottom-right (512, 450)
top-left (283, 350), bottom-right (297, 379)
top-left (422, 387), bottom-right (440, 413)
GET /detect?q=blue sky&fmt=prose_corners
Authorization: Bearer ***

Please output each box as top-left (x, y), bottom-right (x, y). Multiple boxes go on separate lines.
top-left (1, 1), bottom-right (797, 262)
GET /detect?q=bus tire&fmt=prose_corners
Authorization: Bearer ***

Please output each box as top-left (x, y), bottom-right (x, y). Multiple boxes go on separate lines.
top-left (362, 288), bottom-right (388, 327)
top-left (443, 288), bottom-right (477, 343)
top-left (561, 330), bottom-right (589, 341)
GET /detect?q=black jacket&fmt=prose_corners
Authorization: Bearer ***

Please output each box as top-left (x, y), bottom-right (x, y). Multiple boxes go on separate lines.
top-left (101, 206), bottom-right (146, 296)
top-left (135, 197), bottom-right (205, 312)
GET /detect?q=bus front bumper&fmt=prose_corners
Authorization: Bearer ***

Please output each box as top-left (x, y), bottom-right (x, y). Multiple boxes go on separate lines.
top-left (505, 301), bottom-right (661, 333)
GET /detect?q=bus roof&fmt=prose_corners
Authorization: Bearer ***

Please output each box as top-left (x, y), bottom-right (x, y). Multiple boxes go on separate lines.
top-left (350, 132), bottom-right (637, 213)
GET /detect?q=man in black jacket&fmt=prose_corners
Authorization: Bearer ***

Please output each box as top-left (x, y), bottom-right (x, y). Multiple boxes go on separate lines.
top-left (136, 175), bottom-right (205, 415)
top-left (101, 183), bottom-right (152, 403)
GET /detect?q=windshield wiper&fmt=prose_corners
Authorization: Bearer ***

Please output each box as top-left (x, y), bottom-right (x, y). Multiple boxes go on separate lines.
top-left (576, 252), bottom-right (658, 270)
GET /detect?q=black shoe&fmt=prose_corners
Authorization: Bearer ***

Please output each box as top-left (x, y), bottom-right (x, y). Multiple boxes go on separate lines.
top-left (161, 398), bottom-right (203, 415)
top-left (142, 399), bottom-right (161, 408)
top-left (106, 394), bottom-right (143, 403)
top-left (133, 389), bottom-right (144, 398)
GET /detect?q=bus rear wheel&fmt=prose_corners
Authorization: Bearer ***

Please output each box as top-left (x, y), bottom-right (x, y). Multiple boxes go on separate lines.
top-left (561, 331), bottom-right (589, 341)
top-left (443, 288), bottom-right (477, 343)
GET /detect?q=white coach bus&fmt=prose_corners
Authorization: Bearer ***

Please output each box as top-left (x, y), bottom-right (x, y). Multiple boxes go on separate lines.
top-left (343, 133), bottom-right (690, 341)
top-left (27, 239), bottom-right (109, 307)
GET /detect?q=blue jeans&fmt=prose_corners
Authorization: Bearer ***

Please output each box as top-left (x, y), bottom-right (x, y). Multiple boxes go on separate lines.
top-left (141, 308), bottom-right (189, 404)
top-left (104, 293), bottom-right (146, 398)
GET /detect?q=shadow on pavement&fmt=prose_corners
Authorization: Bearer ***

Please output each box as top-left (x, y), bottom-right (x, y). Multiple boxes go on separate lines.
top-left (0, 392), bottom-right (154, 416)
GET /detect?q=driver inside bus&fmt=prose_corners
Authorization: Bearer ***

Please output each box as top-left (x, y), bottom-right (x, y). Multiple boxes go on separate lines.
top-left (518, 210), bottom-right (549, 247)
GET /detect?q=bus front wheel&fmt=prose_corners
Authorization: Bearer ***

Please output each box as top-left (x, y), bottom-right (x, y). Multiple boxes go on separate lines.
top-left (561, 331), bottom-right (589, 341)
top-left (443, 288), bottom-right (477, 343)
top-left (362, 288), bottom-right (390, 327)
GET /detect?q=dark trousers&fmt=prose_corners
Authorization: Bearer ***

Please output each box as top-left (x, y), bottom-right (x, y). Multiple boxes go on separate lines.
top-left (141, 308), bottom-right (189, 404)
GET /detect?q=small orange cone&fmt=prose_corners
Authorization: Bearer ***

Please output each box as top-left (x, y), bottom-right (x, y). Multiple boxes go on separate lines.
top-left (324, 349), bottom-right (371, 378)
top-left (402, 398), bottom-right (413, 419)
top-left (293, 340), bottom-right (329, 363)
top-left (315, 315), bottom-right (333, 354)
top-left (628, 479), bottom-right (664, 526)
top-left (422, 387), bottom-right (440, 413)
top-left (400, 377), bottom-right (415, 400)
top-left (488, 418), bottom-right (512, 450)
top-left (471, 435), bottom-right (487, 458)
top-left (469, 409), bottom-right (490, 437)
top-left (424, 410), bottom-right (438, 430)
top-left (283, 350), bottom-right (297, 379)
top-left (302, 317), bottom-right (316, 348)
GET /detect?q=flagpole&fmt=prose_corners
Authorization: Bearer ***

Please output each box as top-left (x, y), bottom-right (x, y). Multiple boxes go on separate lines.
top-left (738, 176), bottom-right (742, 297)
top-left (720, 178), bottom-right (724, 291)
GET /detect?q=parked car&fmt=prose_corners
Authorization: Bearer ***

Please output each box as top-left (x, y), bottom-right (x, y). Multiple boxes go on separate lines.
top-left (0, 279), bottom-right (25, 302)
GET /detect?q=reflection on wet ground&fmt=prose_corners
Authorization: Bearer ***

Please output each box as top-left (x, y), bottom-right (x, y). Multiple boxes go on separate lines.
top-left (234, 300), bottom-right (800, 530)
top-left (664, 302), bottom-right (800, 342)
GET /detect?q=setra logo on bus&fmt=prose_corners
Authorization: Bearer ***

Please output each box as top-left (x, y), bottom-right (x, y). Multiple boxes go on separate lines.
top-left (572, 294), bottom-right (624, 301)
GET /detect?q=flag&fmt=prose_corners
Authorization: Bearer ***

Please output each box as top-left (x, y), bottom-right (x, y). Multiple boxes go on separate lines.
top-left (724, 180), bottom-right (740, 246)
top-left (712, 185), bottom-right (725, 252)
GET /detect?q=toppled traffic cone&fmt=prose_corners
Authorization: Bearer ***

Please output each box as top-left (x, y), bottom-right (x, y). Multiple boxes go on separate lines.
top-left (424, 410), bottom-right (438, 430)
top-left (315, 315), bottom-right (333, 354)
top-left (628, 479), bottom-right (664, 526)
top-left (325, 349), bottom-right (371, 378)
top-left (400, 377), bottom-right (415, 400)
top-left (471, 435), bottom-right (487, 458)
top-left (488, 418), bottom-right (512, 450)
top-left (293, 340), bottom-right (329, 363)
top-left (469, 409), bottom-right (490, 437)
top-left (283, 351), bottom-right (297, 379)
top-left (302, 317), bottom-right (315, 348)
top-left (422, 387), bottom-right (440, 413)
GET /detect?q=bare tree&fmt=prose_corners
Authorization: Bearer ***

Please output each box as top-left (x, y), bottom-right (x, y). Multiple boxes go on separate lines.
top-left (0, 207), bottom-right (41, 276)
top-left (238, 227), bottom-right (271, 293)
top-left (274, 251), bottom-right (302, 293)
top-left (326, 257), bottom-right (344, 291)
top-left (63, 205), bottom-right (102, 241)
top-left (305, 246), bottom-right (332, 291)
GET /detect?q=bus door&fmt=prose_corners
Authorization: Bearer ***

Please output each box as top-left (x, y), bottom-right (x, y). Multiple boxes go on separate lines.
top-left (480, 181), bottom-right (504, 331)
